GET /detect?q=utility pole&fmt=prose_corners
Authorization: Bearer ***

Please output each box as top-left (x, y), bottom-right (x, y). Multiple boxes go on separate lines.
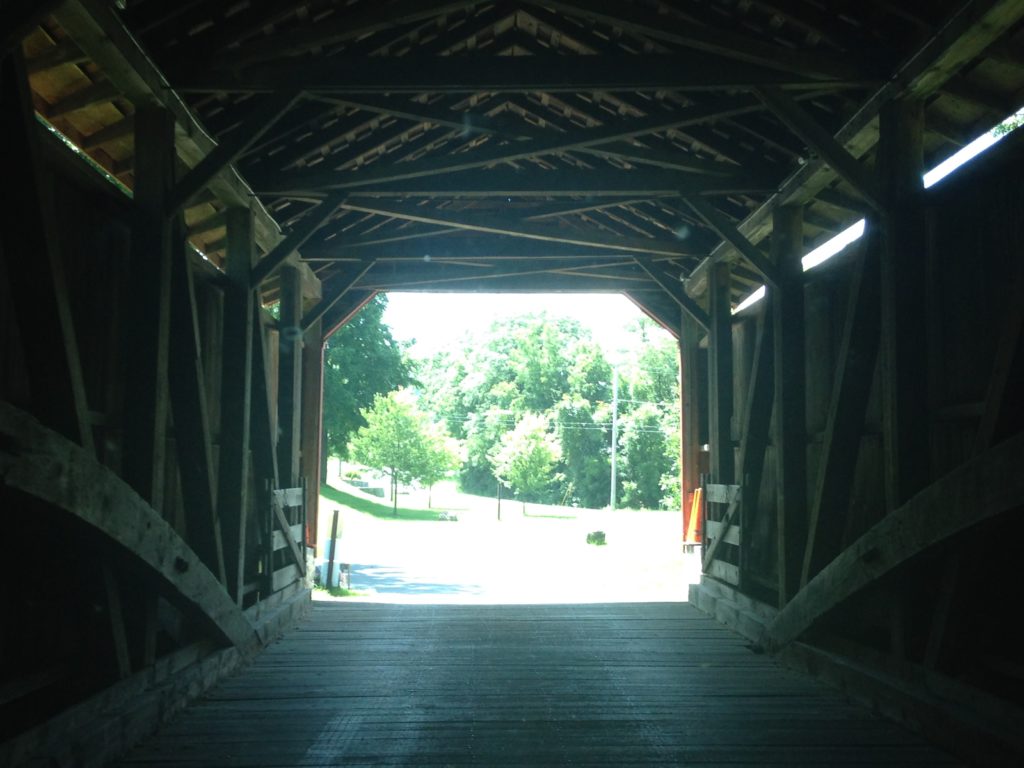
top-left (610, 368), bottom-right (618, 510)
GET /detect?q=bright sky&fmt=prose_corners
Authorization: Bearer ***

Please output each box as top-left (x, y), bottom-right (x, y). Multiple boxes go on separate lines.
top-left (382, 291), bottom-right (668, 362)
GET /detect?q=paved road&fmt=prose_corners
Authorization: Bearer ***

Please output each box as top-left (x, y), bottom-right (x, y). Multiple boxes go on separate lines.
top-left (320, 500), bottom-right (699, 603)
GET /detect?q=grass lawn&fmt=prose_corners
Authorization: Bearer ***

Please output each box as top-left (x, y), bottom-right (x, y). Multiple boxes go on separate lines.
top-left (320, 483), bottom-right (444, 521)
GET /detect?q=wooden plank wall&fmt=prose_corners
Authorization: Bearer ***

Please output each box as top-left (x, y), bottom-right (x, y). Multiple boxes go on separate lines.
top-left (0, 120), bottom-right (315, 746)
top-left (707, 129), bottom-right (1024, 716)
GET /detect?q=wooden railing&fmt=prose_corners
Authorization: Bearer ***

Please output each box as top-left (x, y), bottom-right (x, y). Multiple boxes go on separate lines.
top-left (702, 481), bottom-right (741, 586)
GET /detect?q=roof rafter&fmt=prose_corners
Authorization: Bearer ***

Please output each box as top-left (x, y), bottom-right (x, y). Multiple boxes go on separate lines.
top-left (533, 0), bottom-right (868, 80)
top-left (215, 0), bottom-right (491, 68)
top-left (252, 96), bottom-right (769, 192)
top-left (687, 0), bottom-right (1024, 295)
top-left (756, 86), bottom-right (882, 211)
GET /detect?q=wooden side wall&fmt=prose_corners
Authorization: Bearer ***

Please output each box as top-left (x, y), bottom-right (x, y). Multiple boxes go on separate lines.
top-left (0, 121), bottom-right (317, 757)
top-left (700, 129), bottom-right (1024, 747)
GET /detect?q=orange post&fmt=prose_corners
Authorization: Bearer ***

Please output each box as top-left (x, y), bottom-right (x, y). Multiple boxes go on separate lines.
top-left (684, 487), bottom-right (702, 543)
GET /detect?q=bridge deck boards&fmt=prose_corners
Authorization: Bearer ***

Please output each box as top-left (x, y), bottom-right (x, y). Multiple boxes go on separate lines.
top-left (117, 602), bottom-right (957, 766)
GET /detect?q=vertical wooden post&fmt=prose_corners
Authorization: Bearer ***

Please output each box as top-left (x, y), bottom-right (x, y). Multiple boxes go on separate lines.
top-left (801, 233), bottom-right (882, 586)
top-left (277, 265), bottom-right (303, 488)
top-left (736, 309), bottom-right (775, 590)
top-left (122, 104), bottom-right (175, 513)
top-left (0, 52), bottom-right (94, 453)
top-left (168, 237), bottom-right (225, 584)
top-left (878, 98), bottom-right (929, 509)
top-left (708, 262), bottom-right (734, 485)
top-left (251, 306), bottom-right (280, 489)
top-left (301, 321), bottom-right (324, 550)
top-left (680, 315), bottom-right (702, 542)
top-left (772, 204), bottom-right (807, 606)
top-left (325, 509), bottom-right (339, 589)
top-left (218, 206), bottom-right (255, 603)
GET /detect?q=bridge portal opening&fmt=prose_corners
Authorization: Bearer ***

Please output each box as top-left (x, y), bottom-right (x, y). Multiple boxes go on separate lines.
top-left (314, 291), bottom-right (702, 604)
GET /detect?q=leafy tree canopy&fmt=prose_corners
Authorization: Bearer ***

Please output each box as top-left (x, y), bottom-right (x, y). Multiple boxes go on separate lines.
top-left (415, 310), bottom-right (681, 509)
top-left (489, 413), bottom-right (562, 504)
top-left (348, 389), bottom-right (457, 515)
top-left (322, 295), bottom-right (412, 459)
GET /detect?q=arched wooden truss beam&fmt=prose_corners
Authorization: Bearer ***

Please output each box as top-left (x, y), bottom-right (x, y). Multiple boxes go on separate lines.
top-left (0, 401), bottom-right (262, 656)
top-left (766, 430), bottom-right (1024, 650)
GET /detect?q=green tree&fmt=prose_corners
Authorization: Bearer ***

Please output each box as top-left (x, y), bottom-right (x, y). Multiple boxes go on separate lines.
top-left (417, 425), bottom-right (461, 508)
top-left (348, 389), bottom-right (445, 516)
top-left (555, 396), bottom-right (611, 508)
top-left (615, 327), bottom-right (681, 510)
top-left (489, 413), bottom-right (562, 509)
top-left (322, 295), bottom-right (411, 462)
top-left (619, 402), bottom-right (672, 509)
top-left (419, 314), bottom-right (613, 498)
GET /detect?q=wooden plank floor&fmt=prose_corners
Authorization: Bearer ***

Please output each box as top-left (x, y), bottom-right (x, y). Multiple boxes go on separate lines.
top-left (117, 602), bottom-right (958, 767)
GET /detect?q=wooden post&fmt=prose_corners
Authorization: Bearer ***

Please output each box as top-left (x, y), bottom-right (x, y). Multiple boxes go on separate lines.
top-left (0, 52), bottom-right (94, 454)
top-left (122, 104), bottom-right (175, 513)
top-left (772, 204), bottom-right (807, 606)
top-left (168, 237), bottom-right (226, 584)
top-left (325, 509), bottom-right (339, 589)
top-left (878, 98), bottom-right (929, 509)
top-left (300, 321), bottom-right (324, 550)
top-left (708, 262), bottom-right (734, 485)
top-left (218, 206), bottom-right (255, 603)
top-left (736, 309), bottom-right (775, 590)
top-left (680, 315), bottom-right (702, 542)
top-left (801, 233), bottom-right (881, 586)
top-left (250, 307), bottom-right (280, 489)
top-left (277, 265), bottom-right (303, 488)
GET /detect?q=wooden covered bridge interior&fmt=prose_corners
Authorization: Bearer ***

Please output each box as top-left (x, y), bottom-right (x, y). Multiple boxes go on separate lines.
top-left (2, 0), bottom-right (1024, 765)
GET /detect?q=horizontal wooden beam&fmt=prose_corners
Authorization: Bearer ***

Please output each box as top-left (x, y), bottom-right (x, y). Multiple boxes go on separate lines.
top-left (358, 257), bottom-right (636, 291)
top-left (365, 272), bottom-right (657, 295)
top-left (0, 401), bottom-right (261, 655)
top-left (339, 200), bottom-right (698, 257)
top-left (173, 54), bottom-right (865, 95)
top-left (301, 235), bottom-right (637, 262)
top-left (258, 166), bottom-right (772, 198)
top-left (767, 429), bottom-right (1024, 650)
